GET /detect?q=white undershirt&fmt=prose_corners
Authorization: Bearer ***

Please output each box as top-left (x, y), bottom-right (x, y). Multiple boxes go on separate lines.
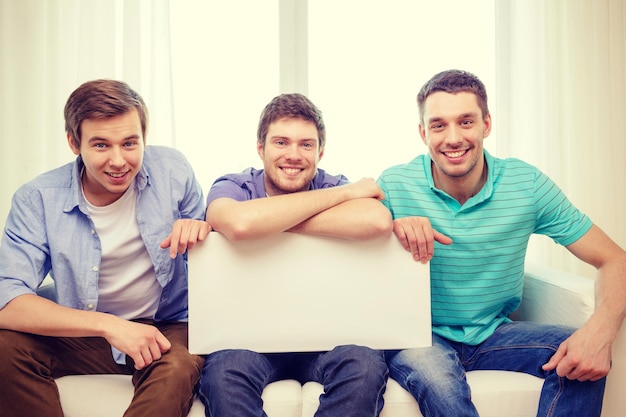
top-left (84, 186), bottom-right (161, 320)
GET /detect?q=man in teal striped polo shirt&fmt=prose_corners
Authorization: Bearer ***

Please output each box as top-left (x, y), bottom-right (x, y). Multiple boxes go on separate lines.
top-left (378, 69), bottom-right (626, 417)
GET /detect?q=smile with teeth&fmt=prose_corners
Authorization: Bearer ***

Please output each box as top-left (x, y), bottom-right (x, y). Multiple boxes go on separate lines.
top-left (107, 171), bottom-right (128, 178)
top-left (281, 167), bottom-right (303, 175)
top-left (444, 150), bottom-right (467, 158)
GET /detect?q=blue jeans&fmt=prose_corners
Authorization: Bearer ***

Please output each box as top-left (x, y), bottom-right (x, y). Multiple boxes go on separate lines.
top-left (199, 345), bottom-right (388, 417)
top-left (386, 322), bottom-right (606, 417)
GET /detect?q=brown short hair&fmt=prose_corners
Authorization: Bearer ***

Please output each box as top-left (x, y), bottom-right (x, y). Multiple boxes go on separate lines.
top-left (257, 93), bottom-right (326, 149)
top-left (417, 70), bottom-right (489, 125)
top-left (64, 79), bottom-right (148, 148)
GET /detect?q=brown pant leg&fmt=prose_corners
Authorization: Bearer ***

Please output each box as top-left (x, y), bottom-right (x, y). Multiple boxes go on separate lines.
top-left (0, 329), bottom-right (131, 417)
top-left (125, 321), bottom-right (205, 417)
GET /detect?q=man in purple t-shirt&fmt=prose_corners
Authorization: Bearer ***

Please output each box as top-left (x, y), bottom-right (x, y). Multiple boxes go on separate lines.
top-left (198, 93), bottom-right (392, 417)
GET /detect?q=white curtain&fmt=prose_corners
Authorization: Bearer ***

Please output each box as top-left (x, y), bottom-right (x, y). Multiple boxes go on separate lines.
top-left (0, 0), bottom-right (172, 230)
top-left (496, 0), bottom-right (626, 277)
top-left (2, 0), bottom-right (624, 279)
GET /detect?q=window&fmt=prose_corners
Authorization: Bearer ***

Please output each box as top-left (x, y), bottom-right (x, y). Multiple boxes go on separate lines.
top-left (170, 0), bottom-right (495, 189)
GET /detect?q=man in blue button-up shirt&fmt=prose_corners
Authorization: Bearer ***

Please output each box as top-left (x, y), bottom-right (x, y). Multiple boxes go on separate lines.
top-left (0, 79), bottom-right (210, 417)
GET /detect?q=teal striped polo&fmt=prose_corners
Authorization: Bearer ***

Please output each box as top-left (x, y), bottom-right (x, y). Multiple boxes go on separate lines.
top-left (377, 150), bottom-right (591, 345)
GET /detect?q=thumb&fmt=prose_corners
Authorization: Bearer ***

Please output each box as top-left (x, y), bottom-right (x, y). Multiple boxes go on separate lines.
top-left (434, 230), bottom-right (453, 245)
top-left (159, 234), bottom-right (172, 249)
top-left (543, 345), bottom-right (566, 371)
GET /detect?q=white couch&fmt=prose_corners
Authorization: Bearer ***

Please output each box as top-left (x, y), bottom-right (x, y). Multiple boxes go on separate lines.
top-left (51, 262), bottom-right (626, 417)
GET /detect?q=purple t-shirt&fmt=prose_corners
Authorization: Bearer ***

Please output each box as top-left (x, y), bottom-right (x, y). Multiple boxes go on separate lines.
top-left (206, 167), bottom-right (349, 205)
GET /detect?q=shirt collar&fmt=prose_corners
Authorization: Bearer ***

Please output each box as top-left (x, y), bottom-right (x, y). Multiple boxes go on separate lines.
top-left (63, 154), bottom-right (149, 213)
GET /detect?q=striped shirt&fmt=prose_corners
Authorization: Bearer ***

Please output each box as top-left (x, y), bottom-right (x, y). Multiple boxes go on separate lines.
top-left (377, 150), bottom-right (591, 345)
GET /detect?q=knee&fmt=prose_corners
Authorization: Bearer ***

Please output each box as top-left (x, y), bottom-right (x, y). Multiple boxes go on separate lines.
top-left (0, 330), bottom-right (36, 368)
top-left (150, 343), bottom-right (203, 382)
top-left (389, 346), bottom-right (459, 385)
top-left (325, 345), bottom-right (388, 384)
top-left (201, 349), bottom-right (268, 380)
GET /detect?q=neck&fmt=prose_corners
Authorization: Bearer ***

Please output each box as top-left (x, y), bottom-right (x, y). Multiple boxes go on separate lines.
top-left (433, 162), bottom-right (487, 206)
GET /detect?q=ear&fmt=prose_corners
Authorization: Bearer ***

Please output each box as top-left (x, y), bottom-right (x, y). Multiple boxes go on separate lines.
top-left (256, 141), bottom-right (264, 160)
top-left (67, 133), bottom-right (81, 156)
top-left (483, 113), bottom-right (492, 138)
top-left (318, 147), bottom-right (324, 161)
top-left (419, 124), bottom-right (427, 144)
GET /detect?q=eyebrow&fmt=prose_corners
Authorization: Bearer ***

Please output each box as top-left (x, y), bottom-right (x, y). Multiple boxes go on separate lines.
top-left (270, 136), bottom-right (317, 142)
top-left (427, 112), bottom-right (479, 124)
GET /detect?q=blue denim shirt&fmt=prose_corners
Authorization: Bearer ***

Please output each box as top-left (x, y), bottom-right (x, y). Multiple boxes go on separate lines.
top-left (0, 146), bottom-right (205, 352)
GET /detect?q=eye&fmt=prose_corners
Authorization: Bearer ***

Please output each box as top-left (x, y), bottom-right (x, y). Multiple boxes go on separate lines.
top-left (94, 142), bottom-right (107, 149)
top-left (124, 140), bottom-right (138, 148)
top-left (430, 123), bottom-right (444, 131)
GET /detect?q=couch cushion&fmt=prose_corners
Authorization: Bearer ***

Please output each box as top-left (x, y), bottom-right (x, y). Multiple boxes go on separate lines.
top-left (56, 375), bottom-right (302, 417)
top-left (301, 371), bottom-right (543, 417)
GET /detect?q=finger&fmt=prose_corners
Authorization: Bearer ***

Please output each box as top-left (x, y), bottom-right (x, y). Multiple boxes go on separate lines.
top-left (159, 235), bottom-right (171, 250)
top-left (177, 226), bottom-right (194, 255)
top-left (169, 224), bottom-right (183, 259)
top-left (434, 230), bottom-right (453, 245)
top-left (417, 222), bottom-right (435, 263)
top-left (148, 342), bottom-right (163, 362)
top-left (392, 222), bottom-right (412, 252)
top-left (542, 348), bottom-right (566, 372)
top-left (403, 224), bottom-right (421, 262)
top-left (156, 332), bottom-right (172, 353)
top-left (132, 351), bottom-right (147, 370)
top-left (198, 222), bottom-right (211, 241)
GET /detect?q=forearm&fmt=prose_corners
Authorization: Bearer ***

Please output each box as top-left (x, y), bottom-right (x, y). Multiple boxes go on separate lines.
top-left (208, 185), bottom-right (366, 241)
top-left (0, 294), bottom-right (117, 338)
top-left (592, 252), bottom-right (626, 337)
top-left (289, 198), bottom-right (393, 240)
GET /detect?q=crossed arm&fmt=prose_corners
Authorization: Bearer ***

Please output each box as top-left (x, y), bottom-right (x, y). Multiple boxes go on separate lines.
top-left (206, 178), bottom-right (392, 241)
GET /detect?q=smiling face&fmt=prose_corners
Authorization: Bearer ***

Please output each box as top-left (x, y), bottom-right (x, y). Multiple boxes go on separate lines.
top-left (68, 109), bottom-right (144, 206)
top-left (257, 117), bottom-right (324, 196)
top-left (419, 91), bottom-right (491, 194)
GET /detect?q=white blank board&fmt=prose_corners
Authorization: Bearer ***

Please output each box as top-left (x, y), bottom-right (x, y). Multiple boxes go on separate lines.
top-left (188, 232), bottom-right (431, 354)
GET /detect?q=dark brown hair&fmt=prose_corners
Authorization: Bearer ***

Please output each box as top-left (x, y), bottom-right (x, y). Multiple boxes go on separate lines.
top-left (417, 70), bottom-right (489, 124)
top-left (64, 79), bottom-right (148, 148)
top-left (257, 93), bottom-right (326, 149)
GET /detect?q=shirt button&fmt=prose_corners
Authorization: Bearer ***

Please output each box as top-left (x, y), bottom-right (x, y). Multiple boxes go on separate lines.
top-left (87, 304), bottom-right (94, 310)
top-left (92, 266), bottom-right (98, 272)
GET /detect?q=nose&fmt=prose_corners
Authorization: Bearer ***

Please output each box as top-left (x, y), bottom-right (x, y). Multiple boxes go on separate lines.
top-left (109, 147), bottom-right (126, 167)
top-left (284, 143), bottom-right (302, 160)
top-left (447, 125), bottom-right (464, 146)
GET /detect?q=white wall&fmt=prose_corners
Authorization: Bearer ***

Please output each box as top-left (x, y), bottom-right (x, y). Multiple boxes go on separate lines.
top-left (168, 0), bottom-right (496, 192)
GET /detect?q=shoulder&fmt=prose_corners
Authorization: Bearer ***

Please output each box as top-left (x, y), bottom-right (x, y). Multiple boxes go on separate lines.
top-left (380, 155), bottom-right (425, 175)
top-left (142, 145), bottom-right (195, 178)
top-left (211, 167), bottom-right (260, 187)
top-left (14, 161), bottom-right (74, 198)
top-left (379, 155), bottom-right (427, 181)
top-left (143, 145), bottom-right (187, 164)
top-left (312, 168), bottom-right (349, 188)
top-left (486, 152), bottom-right (546, 185)
top-left (207, 167), bottom-right (262, 202)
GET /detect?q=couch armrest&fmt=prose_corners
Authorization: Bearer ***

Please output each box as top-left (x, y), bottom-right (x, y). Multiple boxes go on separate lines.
top-left (511, 262), bottom-right (595, 327)
top-left (513, 262), bottom-right (626, 417)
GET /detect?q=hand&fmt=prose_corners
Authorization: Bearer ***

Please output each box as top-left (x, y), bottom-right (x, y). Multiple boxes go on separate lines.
top-left (542, 323), bottom-right (613, 381)
top-left (104, 319), bottom-right (171, 370)
top-left (392, 217), bottom-right (452, 263)
top-left (160, 219), bottom-right (212, 258)
top-left (346, 178), bottom-right (386, 201)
